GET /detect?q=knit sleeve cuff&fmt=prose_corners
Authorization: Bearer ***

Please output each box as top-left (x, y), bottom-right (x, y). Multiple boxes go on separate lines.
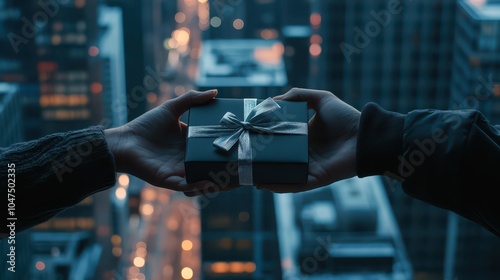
top-left (1, 126), bottom-right (117, 234)
top-left (48, 125), bottom-right (117, 204)
top-left (356, 103), bottom-right (405, 177)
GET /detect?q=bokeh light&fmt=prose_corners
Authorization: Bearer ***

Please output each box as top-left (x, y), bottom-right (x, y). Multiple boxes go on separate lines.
top-left (181, 267), bottom-right (193, 279)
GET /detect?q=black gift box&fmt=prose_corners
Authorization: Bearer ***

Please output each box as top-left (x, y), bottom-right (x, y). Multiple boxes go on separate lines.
top-left (185, 98), bottom-right (308, 186)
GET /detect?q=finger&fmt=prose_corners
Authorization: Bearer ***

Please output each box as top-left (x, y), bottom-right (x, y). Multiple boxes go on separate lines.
top-left (272, 94), bottom-right (286, 100)
top-left (256, 183), bottom-right (307, 193)
top-left (179, 121), bottom-right (188, 135)
top-left (159, 176), bottom-right (213, 192)
top-left (184, 183), bottom-right (240, 197)
top-left (165, 89), bottom-right (218, 117)
top-left (256, 175), bottom-right (320, 193)
top-left (274, 88), bottom-right (333, 111)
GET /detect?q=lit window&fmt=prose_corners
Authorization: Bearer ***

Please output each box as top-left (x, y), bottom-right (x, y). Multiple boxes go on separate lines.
top-left (494, 85), bottom-right (500, 97)
top-left (233, 19), bottom-right (244, 30)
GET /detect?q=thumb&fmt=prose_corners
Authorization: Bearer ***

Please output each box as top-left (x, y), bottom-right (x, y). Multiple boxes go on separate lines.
top-left (274, 88), bottom-right (331, 111)
top-left (166, 89), bottom-right (218, 117)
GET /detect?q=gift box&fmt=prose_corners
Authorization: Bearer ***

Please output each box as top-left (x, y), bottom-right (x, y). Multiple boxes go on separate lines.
top-left (185, 97), bottom-right (308, 186)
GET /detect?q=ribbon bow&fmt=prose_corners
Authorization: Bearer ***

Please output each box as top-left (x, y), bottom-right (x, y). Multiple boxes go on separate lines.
top-left (188, 98), bottom-right (307, 185)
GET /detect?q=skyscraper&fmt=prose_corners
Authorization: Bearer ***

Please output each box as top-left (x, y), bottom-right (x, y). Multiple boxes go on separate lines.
top-left (450, 0), bottom-right (500, 122)
top-left (275, 176), bottom-right (413, 280)
top-left (1, 0), bottom-right (104, 138)
top-left (321, 0), bottom-right (404, 111)
top-left (446, 1), bottom-right (500, 279)
top-left (0, 83), bottom-right (23, 146)
top-left (33, 0), bottom-right (103, 135)
top-left (279, 0), bottom-right (312, 89)
top-left (320, 1), bottom-right (458, 278)
top-left (0, 0), bottom-right (41, 140)
top-left (0, 83), bottom-right (31, 280)
top-left (1, 2), bottom-right (118, 279)
top-left (321, 0), bottom-right (456, 113)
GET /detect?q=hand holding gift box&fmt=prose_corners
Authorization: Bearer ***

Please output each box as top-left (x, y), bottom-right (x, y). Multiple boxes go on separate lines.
top-left (185, 97), bottom-right (309, 187)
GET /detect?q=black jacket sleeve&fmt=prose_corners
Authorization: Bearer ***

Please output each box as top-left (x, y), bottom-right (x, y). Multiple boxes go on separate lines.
top-left (1, 126), bottom-right (116, 237)
top-left (357, 103), bottom-right (500, 237)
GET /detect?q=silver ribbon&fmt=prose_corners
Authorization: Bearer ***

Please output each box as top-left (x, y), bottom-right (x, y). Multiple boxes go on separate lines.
top-left (188, 97), bottom-right (308, 185)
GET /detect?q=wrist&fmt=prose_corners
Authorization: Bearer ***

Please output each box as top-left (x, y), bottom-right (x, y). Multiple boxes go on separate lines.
top-left (344, 115), bottom-right (360, 179)
top-left (104, 126), bottom-right (128, 173)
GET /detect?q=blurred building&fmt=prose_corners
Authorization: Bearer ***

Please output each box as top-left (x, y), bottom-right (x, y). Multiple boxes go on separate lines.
top-left (275, 176), bottom-right (413, 280)
top-left (204, 0), bottom-right (282, 40)
top-left (318, 1), bottom-right (459, 279)
top-left (200, 186), bottom-right (282, 280)
top-left (0, 0), bottom-right (105, 138)
top-left (445, 2), bottom-right (500, 279)
top-left (0, 1), bottom-right (127, 279)
top-left (281, 25), bottom-right (311, 88)
top-left (0, 83), bottom-right (23, 146)
top-left (281, 6), bottom-right (312, 88)
top-left (116, 0), bottom-right (178, 121)
top-left (92, 5), bottom-right (131, 279)
top-left (0, 1), bottom-right (36, 83)
top-left (0, 83), bottom-right (32, 280)
top-left (321, 0), bottom-right (456, 113)
top-left (98, 5), bottom-right (127, 130)
top-left (397, 0), bottom-right (457, 112)
top-left (196, 39), bottom-right (287, 98)
top-left (0, 0), bottom-right (41, 139)
top-left (450, 0), bottom-right (500, 122)
top-left (204, 0), bottom-right (311, 89)
top-left (29, 0), bottom-right (102, 135)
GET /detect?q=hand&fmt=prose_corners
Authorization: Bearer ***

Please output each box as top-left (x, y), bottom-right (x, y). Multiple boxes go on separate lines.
top-left (257, 88), bottom-right (360, 193)
top-left (104, 89), bottom-right (217, 192)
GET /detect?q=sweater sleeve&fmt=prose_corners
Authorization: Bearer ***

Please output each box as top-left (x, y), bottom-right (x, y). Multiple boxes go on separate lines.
top-left (1, 126), bottom-right (116, 236)
top-left (357, 103), bottom-right (500, 237)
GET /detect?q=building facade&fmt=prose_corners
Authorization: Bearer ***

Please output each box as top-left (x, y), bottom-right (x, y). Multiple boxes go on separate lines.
top-left (450, 0), bottom-right (500, 122)
top-left (319, 1), bottom-right (458, 278)
top-left (447, 2), bottom-right (500, 279)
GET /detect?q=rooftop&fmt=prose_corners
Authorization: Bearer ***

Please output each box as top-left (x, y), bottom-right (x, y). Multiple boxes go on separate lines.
top-left (0, 83), bottom-right (18, 110)
top-left (461, 0), bottom-right (500, 20)
top-left (196, 39), bottom-right (287, 88)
